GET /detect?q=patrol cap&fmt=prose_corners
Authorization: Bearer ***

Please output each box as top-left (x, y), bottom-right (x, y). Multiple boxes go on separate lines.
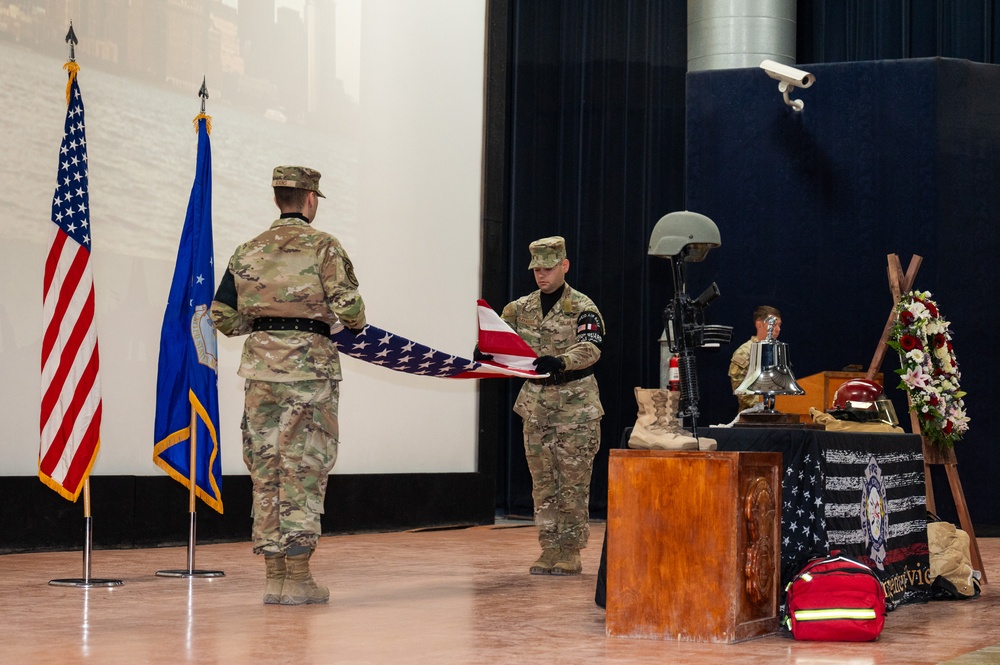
top-left (272, 165), bottom-right (325, 198)
top-left (527, 236), bottom-right (566, 269)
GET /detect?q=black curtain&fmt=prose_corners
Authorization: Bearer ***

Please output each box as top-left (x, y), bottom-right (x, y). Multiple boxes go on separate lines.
top-left (484, 0), bottom-right (687, 518)
top-left (799, 0), bottom-right (1000, 64)
top-left (486, 0), bottom-right (1000, 529)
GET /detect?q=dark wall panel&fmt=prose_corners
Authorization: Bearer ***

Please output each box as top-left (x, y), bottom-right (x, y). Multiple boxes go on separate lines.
top-left (1, 473), bottom-right (494, 554)
top-left (685, 58), bottom-right (999, 529)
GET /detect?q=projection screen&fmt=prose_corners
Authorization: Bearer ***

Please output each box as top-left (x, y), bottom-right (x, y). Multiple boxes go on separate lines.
top-left (0, 0), bottom-right (486, 477)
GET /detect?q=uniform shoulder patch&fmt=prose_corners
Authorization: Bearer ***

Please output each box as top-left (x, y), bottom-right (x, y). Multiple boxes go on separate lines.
top-left (576, 310), bottom-right (604, 345)
top-left (342, 254), bottom-right (359, 287)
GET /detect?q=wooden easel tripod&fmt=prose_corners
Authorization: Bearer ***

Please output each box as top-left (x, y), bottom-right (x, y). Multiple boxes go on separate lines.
top-left (866, 253), bottom-right (987, 583)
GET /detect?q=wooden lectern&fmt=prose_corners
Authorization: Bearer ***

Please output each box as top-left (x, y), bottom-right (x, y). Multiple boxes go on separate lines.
top-left (606, 450), bottom-right (782, 643)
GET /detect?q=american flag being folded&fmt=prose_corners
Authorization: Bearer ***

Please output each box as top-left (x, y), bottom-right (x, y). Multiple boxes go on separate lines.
top-left (329, 300), bottom-right (544, 380)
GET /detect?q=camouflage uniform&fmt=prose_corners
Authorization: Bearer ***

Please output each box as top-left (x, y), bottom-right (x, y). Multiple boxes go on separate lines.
top-left (211, 166), bottom-right (365, 556)
top-left (502, 280), bottom-right (604, 552)
top-left (728, 336), bottom-right (761, 412)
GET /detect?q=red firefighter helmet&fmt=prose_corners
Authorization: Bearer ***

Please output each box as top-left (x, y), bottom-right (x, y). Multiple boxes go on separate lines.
top-left (831, 378), bottom-right (898, 426)
top-left (832, 379), bottom-right (883, 410)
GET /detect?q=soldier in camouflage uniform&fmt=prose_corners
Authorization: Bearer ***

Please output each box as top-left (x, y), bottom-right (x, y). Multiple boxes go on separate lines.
top-left (498, 236), bottom-right (604, 576)
top-left (211, 166), bottom-right (366, 605)
top-left (728, 305), bottom-right (782, 413)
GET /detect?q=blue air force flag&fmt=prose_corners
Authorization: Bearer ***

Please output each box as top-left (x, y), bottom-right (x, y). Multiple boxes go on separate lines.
top-left (153, 115), bottom-right (223, 513)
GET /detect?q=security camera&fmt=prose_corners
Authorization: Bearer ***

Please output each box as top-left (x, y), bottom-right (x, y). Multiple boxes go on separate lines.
top-left (759, 59), bottom-right (815, 111)
top-left (760, 59), bottom-right (815, 88)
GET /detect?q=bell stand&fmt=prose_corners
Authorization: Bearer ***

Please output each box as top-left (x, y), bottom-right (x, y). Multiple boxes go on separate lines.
top-left (866, 253), bottom-right (987, 583)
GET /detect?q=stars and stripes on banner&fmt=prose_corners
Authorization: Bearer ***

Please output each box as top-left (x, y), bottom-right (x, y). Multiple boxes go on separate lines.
top-left (329, 299), bottom-right (544, 380)
top-left (777, 440), bottom-right (830, 590)
top-left (692, 429), bottom-right (930, 609)
top-left (153, 114), bottom-right (223, 513)
top-left (39, 61), bottom-right (102, 502)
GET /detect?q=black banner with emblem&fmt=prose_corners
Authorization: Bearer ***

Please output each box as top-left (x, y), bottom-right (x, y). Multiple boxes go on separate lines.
top-left (819, 434), bottom-right (931, 607)
top-left (707, 427), bottom-right (930, 608)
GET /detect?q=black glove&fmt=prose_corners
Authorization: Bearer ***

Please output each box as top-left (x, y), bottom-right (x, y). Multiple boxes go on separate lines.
top-left (473, 345), bottom-right (494, 361)
top-left (533, 355), bottom-right (565, 374)
top-left (344, 325), bottom-right (365, 336)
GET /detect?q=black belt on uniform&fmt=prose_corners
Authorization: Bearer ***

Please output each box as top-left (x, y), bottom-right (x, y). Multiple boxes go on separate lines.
top-left (251, 316), bottom-right (331, 336)
top-left (528, 366), bottom-right (595, 387)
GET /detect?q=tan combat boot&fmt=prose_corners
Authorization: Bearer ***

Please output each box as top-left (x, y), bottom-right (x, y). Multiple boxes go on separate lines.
top-left (529, 547), bottom-right (561, 575)
top-left (280, 551), bottom-right (330, 605)
top-left (263, 554), bottom-right (286, 605)
top-left (627, 388), bottom-right (698, 450)
top-left (551, 547), bottom-right (582, 575)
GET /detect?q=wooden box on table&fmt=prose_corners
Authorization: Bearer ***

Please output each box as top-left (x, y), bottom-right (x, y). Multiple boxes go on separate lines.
top-left (606, 450), bottom-right (781, 643)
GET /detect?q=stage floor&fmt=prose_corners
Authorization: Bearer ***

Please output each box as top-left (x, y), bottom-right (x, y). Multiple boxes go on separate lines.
top-left (2, 521), bottom-right (997, 664)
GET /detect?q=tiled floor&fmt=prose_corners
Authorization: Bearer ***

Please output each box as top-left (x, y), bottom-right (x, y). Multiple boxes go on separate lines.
top-left (2, 522), bottom-right (996, 664)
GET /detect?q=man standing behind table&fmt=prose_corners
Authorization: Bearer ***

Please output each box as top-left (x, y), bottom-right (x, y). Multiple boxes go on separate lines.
top-left (728, 305), bottom-right (782, 413)
top-left (497, 236), bottom-right (604, 576)
top-left (211, 166), bottom-right (366, 605)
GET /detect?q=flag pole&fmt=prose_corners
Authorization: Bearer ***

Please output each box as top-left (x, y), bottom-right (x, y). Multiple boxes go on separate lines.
top-left (156, 404), bottom-right (222, 577)
top-left (50, 480), bottom-right (123, 587)
top-left (156, 77), bottom-right (223, 579)
top-left (47, 23), bottom-right (122, 589)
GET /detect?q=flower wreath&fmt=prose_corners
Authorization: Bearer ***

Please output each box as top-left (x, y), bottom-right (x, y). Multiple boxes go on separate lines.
top-left (887, 291), bottom-right (969, 448)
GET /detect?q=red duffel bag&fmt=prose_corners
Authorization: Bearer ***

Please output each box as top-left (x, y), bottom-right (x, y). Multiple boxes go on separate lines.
top-left (783, 553), bottom-right (887, 641)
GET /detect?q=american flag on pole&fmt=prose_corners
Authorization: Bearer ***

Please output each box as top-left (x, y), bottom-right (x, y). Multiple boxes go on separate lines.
top-left (330, 300), bottom-right (544, 379)
top-left (39, 60), bottom-right (101, 501)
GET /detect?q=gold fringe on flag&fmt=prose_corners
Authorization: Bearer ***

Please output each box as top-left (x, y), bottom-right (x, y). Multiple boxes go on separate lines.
top-left (63, 61), bottom-right (80, 106)
top-left (193, 113), bottom-right (212, 135)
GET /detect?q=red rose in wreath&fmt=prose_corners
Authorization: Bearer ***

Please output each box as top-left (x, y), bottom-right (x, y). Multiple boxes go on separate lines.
top-left (899, 334), bottom-right (922, 351)
top-left (899, 310), bottom-right (915, 325)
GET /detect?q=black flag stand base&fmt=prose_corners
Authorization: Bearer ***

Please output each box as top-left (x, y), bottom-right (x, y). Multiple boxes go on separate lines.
top-left (49, 516), bottom-right (124, 588)
top-left (156, 511), bottom-right (225, 578)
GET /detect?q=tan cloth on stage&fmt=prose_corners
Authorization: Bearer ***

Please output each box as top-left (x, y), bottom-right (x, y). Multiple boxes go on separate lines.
top-left (809, 408), bottom-right (906, 433)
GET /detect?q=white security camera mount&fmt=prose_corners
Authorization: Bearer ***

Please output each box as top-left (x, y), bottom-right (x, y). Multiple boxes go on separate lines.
top-left (759, 59), bottom-right (815, 112)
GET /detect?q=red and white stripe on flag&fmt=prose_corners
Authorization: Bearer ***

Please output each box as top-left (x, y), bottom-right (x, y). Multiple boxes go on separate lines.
top-left (469, 299), bottom-right (540, 376)
top-left (40, 228), bottom-right (102, 501)
top-left (39, 65), bottom-right (102, 502)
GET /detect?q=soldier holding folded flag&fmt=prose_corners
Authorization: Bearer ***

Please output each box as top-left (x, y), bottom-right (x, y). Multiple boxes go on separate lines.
top-left (495, 236), bottom-right (605, 576)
